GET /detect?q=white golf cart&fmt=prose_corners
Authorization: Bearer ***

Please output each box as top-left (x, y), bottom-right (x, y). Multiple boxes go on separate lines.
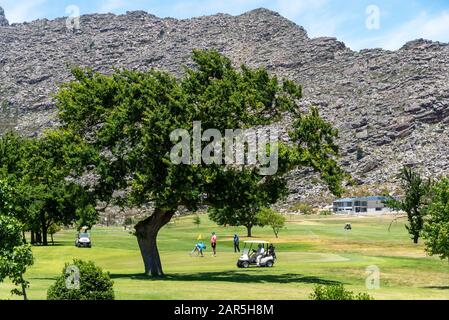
top-left (75, 226), bottom-right (92, 248)
top-left (237, 240), bottom-right (276, 268)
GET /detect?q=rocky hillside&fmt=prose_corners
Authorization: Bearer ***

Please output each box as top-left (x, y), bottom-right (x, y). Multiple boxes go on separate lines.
top-left (1, 7), bottom-right (449, 205)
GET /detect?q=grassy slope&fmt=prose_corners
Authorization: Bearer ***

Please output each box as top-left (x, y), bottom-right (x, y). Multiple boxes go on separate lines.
top-left (1, 214), bottom-right (449, 300)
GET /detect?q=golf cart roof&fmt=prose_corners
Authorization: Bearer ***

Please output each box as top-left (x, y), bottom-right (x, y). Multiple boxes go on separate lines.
top-left (244, 240), bottom-right (269, 244)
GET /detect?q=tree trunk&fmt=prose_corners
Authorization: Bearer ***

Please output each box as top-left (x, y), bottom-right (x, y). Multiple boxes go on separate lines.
top-left (42, 221), bottom-right (48, 246)
top-left (134, 208), bottom-right (175, 277)
top-left (413, 234), bottom-right (419, 244)
top-left (21, 278), bottom-right (28, 301)
top-left (36, 231), bottom-right (42, 244)
top-left (51, 233), bottom-right (54, 245)
top-left (30, 231), bottom-right (35, 245)
top-left (246, 225), bottom-right (252, 237)
top-left (22, 231), bottom-right (26, 244)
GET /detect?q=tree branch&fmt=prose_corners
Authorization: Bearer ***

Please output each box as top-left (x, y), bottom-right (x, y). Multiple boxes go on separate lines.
top-left (388, 215), bottom-right (407, 232)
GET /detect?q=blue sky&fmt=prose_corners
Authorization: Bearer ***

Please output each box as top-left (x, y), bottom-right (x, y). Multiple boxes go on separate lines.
top-left (1, 0), bottom-right (449, 50)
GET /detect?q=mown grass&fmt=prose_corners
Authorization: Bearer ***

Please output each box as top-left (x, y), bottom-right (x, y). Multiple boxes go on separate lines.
top-left (1, 214), bottom-right (449, 300)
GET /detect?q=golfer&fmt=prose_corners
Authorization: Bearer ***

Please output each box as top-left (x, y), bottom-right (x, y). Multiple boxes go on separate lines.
top-left (256, 244), bottom-right (265, 266)
top-left (211, 232), bottom-right (217, 256)
top-left (190, 241), bottom-right (206, 257)
top-left (233, 234), bottom-right (240, 253)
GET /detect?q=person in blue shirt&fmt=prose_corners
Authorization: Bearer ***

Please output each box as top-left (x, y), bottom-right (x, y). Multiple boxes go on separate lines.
top-left (233, 234), bottom-right (240, 253)
top-left (190, 241), bottom-right (206, 257)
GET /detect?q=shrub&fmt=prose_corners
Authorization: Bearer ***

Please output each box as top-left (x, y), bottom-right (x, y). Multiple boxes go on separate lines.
top-left (320, 210), bottom-right (333, 216)
top-left (291, 203), bottom-right (315, 215)
top-left (193, 215), bottom-right (201, 228)
top-left (310, 284), bottom-right (373, 300)
top-left (47, 259), bottom-right (114, 300)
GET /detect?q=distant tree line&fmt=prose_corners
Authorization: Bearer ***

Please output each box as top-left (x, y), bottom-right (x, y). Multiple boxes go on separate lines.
top-left (0, 131), bottom-right (98, 246)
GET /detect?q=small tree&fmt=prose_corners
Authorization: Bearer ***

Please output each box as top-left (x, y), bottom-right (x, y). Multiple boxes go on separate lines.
top-left (296, 203), bottom-right (314, 215)
top-left (209, 207), bottom-right (265, 237)
top-left (423, 178), bottom-right (449, 262)
top-left (193, 215), bottom-right (201, 228)
top-left (48, 223), bottom-right (62, 245)
top-left (257, 207), bottom-right (286, 238)
top-left (386, 166), bottom-right (431, 244)
top-left (0, 215), bottom-right (34, 300)
top-left (47, 259), bottom-right (114, 300)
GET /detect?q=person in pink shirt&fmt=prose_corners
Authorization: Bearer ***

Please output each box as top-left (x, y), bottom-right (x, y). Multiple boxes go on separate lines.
top-left (210, 232), bottom-right (217, 256)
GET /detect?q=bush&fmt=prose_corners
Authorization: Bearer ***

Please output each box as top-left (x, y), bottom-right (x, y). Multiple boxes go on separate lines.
top-left (320, 210), bottom-right (333, 216)
top-left (310, 284), bottom-right (373, 300)
top-left (291, 203), bottom-right (315, 215)
top-left (193, 215), bottom-right (201, 228)
top-left (47, 259), bottom-right (114, 300)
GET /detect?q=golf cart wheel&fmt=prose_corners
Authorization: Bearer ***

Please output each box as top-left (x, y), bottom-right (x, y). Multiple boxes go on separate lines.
top-left (241, 261), bottom-right (249, 268)
top-left (237, 261), bottom-right (242, 268)
top-left (266, 260), bottom-right (274, 268)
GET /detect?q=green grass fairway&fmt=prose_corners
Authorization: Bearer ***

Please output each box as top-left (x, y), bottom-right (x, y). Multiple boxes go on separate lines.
top-left (1, 214), bottom-right (449, 300)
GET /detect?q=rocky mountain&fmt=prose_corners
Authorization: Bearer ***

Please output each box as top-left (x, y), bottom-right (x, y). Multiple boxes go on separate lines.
top-left (1, 7), bottom-right (449, 206)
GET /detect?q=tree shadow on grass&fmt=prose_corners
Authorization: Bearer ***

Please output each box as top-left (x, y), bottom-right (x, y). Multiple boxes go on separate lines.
top-left (110, 270), bottom-right (341, 285)
top-left (30, 243), bottom-right (67, 247)
top-left (423, 286), bottom-right (449, 290)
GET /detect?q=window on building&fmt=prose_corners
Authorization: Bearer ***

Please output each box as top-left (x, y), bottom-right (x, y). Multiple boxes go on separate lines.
top-left (376, 208), bottom-right (382, 211)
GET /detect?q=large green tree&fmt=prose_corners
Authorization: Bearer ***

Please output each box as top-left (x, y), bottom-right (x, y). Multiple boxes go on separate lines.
top-left (386, 166), bottom-right (432, 244)
top-left (22, 130), bottom-right (98, 245)
top-left (55, 50), bottom-right (344, 276)
top-left (423, 178), bottom-right (449, 261)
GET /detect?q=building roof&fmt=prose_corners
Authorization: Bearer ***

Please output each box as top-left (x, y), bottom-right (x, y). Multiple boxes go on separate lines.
top-left (333, 196), bottom-right (388, 203)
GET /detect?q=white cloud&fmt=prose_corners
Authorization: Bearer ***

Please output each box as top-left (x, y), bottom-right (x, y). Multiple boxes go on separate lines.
top-left (0, 0), bottom-right (48, 23)
top-left (350, 11), bottom-right (449, 51)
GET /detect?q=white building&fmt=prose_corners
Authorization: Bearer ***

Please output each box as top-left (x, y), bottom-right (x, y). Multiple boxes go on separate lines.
top-left (332, 196), bottom-right (393, 215)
